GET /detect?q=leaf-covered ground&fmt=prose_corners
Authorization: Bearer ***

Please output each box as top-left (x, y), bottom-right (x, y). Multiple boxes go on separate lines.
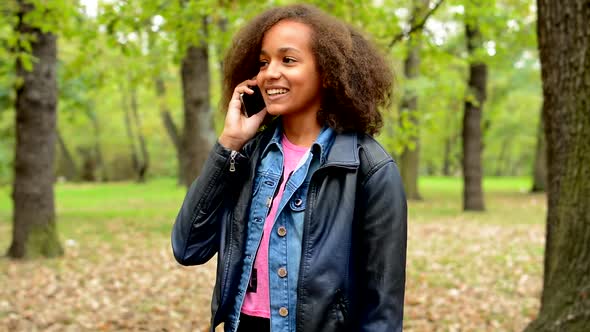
top-left (0, 178), bottom-right (545, 331)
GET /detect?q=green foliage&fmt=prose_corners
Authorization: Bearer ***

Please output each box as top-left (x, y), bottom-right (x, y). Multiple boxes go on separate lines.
top-left (378, 0), bottom-right (541, 176)
top-left (0, 109), bottom-right (14, 185)
top-left (0, 0), bottom-right (542, 183)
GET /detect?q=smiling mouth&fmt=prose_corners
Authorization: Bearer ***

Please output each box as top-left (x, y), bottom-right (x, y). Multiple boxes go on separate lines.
top-left (266, 88), bottom-right (289, 96)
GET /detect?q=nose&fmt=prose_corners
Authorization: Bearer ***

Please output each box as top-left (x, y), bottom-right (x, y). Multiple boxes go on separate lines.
top-left (265, 61), bottom-right (281, 80)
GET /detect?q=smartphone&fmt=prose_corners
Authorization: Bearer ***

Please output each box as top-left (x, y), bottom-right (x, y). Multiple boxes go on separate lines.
top-left (239, 85), bottom-right (266, 117)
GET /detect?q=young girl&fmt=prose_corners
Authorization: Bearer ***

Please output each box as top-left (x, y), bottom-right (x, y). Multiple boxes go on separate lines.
top-left (172, 4), bottom-right (407, 332)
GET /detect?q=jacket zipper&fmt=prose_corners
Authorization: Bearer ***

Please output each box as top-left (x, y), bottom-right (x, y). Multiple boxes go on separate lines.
top-left (222, 151), bottom-right (239, 301)
top-left (229, 150), bottom-right (238, 172)
top-left (216, 150), bottom-right (239, 327)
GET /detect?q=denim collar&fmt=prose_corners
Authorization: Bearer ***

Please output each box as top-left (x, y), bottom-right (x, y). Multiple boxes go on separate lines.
top-left (262, 121), bottom-right (335, 165)
top-left (324, 132), bottom-right (359, 168)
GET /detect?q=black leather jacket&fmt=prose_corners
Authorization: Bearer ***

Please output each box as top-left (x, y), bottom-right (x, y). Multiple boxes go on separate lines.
top-left (172, 126), bottom-right (407, 332)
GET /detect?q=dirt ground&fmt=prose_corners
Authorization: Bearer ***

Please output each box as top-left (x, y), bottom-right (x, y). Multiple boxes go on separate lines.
top-left (1, 222), bottom-right (543, 331)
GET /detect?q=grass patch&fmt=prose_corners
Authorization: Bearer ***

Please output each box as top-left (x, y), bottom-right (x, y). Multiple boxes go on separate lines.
top-left (0, 178), bottom-right (186, 251)
top-left (412, 176), bottom-right (546, 225)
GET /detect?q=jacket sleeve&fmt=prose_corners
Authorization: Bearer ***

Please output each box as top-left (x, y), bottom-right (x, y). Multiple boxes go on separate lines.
top-left (171, 141), bottom-right (249, 266)
top-left (358, 159), bottom-right (407, 332)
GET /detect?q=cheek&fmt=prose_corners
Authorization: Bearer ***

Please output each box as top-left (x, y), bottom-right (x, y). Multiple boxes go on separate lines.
top-left (307, 68), bottom-right (321, 88)
top-left (305, 72), bottom-right (322, 95)
top-left (301, 82), bottom-right (322, 102)
top-left (256, 70), bottom-right (265, 84)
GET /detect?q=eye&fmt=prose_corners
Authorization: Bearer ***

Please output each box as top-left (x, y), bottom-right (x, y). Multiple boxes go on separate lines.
top-left (283, 57), bottom-right (296, 64)
top-left (259, 59), bottom-right (269, 68)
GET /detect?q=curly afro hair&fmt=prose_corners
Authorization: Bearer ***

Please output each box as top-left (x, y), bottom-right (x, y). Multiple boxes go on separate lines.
top-left (221, 4), bottom-right (393, 135)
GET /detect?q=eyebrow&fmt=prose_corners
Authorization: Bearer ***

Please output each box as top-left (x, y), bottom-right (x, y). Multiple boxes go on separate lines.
top-left (260, 47), bottom-right (302, 56)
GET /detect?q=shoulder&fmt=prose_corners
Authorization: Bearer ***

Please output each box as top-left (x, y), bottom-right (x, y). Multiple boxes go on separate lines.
top-left (356, 134), bottom-right (396, 178)
top-left (355, 135), bottom-right (405, 198)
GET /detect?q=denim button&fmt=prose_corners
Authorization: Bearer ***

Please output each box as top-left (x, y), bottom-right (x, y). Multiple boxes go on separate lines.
top-left (277, 226), bottom-right (287, 237)
top-left (279, 307), bottom-right (288, 317)
top-left (254, 217), bottom-right (262, 223)
top-left (278, 267), bottom-right (287, 278)
top-left (294, 198), bottom-right (303, 207)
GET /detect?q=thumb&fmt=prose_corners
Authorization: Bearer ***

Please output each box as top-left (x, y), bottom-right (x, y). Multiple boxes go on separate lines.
top-left (251, 108), bottom-right (268, 123)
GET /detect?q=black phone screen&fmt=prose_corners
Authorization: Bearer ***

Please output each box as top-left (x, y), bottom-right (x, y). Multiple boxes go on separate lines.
top-left (240, 86), bottom-right (266, 117)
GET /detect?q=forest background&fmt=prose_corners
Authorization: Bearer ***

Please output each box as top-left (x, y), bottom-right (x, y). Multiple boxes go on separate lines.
top-left (4, 0), bottom-right (584, 331)
top-left (0, 0), bottom-right (542, 186)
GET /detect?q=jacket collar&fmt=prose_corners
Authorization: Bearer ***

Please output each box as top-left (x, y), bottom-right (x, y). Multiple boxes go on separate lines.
top-left (257, 119), bottom-right (360, 169)
top-left (262, 120), bottom-right (337, 166)
top-left (324, 132), bottom-right (359, 168)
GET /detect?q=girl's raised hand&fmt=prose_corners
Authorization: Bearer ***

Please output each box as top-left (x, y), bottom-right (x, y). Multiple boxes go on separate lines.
top-left (219, 78), bottom-right (267, 151)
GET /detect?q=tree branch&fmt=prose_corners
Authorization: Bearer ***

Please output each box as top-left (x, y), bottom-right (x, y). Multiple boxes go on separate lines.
top-left (388, 0), bottom-right (446, 49)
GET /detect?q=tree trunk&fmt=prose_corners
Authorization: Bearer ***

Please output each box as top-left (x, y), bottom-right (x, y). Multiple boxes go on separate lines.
top-left (494, 138), bottom-right (509, 176)
top-left (155, 77), bottom-right (183, 184)
top-left (78, 147), bottom-right (96, 182)
top-left (524, 1), bottom-right (590, 331)
top-left (129, 82), bottom-right (149, 182)
top-left (180, 42), bottom-right (214, 187)
top-left (462, 22), bottom-right (487, 211)
top-left (442, 136), bottom-right (452, 176)
top-left (531, 113), bottom-right (546, 192)
top-left (7, 0), bottom-right (63, 259)
top-left (121, 81), bottom-right (140, 178)
top-left (56, 129), bottom-right (78, 181)
top-left (89, 109), bottom-right (108, 182)
top-left (442, 109), bottom-right (459, 176)
top-left (398, 0), bottom-right (427, 201)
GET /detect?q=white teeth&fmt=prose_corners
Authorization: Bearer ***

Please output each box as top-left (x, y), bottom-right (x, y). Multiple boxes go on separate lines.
top-left (267, 88), bottom-right (288, 96)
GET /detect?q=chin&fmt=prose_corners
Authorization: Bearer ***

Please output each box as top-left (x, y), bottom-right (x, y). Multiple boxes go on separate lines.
top-left (266, 106), bottom-right (286, 116)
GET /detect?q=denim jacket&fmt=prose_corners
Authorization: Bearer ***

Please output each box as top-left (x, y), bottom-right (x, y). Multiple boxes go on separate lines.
top-left (228, 125), bottom-right (334, 332)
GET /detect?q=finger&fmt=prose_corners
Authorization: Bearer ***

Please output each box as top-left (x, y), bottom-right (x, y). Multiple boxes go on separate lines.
top-left (246, 78), bottom-right (258, 86)
top-left (236, 77), bottom-right (257, 88)
top-left (229, 96), bottom-right (242, 115)
top-left (234, 84), bottom-right (254, 96)
top-left (237, 78), bottom-right (258, 91)
top-left (250, 108), bottom-right (267, 122)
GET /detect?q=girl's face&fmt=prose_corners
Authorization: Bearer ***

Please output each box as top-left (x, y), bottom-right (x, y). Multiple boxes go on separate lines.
top-left (257, 20), bottom-right (322, 120)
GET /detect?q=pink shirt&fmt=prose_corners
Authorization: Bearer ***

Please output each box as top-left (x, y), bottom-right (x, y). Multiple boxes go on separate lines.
top-left (241, 134), bottom-right (309, 318)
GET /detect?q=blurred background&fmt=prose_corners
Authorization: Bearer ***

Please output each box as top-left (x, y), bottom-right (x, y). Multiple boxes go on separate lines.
top-left (1, 0), bottom-right (583, 331)
top-left (0, 0), bottom-right (542, 186)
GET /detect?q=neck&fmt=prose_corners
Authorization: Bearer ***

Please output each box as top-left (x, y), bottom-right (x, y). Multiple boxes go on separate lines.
top-left (281, 112), bottom-right (322, 147)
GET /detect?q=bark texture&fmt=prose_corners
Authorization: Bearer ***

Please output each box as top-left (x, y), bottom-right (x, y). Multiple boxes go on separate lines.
top-left (524, 1), bottom-right (590, 330)
top-left (531, 114), bottom-right (547, 192)
top-left (7, 1), bottom-right (63, 258)
top-left (462, 23), bottom-right (487, 211)
top-left (180, 43), bottom-right (214, 187)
